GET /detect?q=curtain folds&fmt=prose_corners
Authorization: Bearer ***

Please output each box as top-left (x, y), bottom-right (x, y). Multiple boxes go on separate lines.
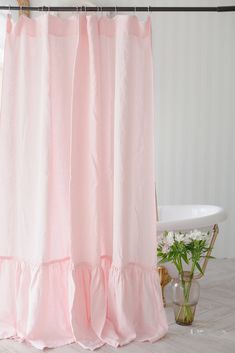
top-left (0, 13), bottom-right (168, 350)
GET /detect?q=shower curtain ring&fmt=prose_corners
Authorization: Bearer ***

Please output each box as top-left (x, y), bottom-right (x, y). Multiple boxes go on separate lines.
top-left (20, 4), bottom-right (25, 16)
top-left (148, 5), bottom-right (152, 17)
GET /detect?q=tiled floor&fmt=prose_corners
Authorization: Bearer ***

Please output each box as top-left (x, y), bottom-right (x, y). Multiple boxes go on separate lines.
top-left (0, 259), bottom-right (234, 353)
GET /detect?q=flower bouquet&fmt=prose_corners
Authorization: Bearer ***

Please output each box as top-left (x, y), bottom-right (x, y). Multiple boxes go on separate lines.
top-left (157, 229), bottom-right (214, 325)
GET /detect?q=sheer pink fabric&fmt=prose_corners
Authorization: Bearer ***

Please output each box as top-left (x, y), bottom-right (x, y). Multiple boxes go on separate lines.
top-left (0, 13), bottom-right (168, 350)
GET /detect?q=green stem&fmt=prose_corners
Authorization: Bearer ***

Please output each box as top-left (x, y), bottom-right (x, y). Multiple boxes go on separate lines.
top-left (184, 262), bottom-right (196, 303)
top-left (175, 257), bottom-right (195, 324)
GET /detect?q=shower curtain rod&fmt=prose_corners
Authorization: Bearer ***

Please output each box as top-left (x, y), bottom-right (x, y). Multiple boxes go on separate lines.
top-left (0, 5), bottom-right (235, 12)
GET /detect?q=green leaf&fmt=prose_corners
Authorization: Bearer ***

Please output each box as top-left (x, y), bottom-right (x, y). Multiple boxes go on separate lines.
top-left (195, 262), bottom-right (204, 275)
top-left (181, 252), bottom-right (189, 264)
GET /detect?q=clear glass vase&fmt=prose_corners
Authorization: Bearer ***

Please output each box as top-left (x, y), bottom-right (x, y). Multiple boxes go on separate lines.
top-left (171, 271), bottom-right (200, 325)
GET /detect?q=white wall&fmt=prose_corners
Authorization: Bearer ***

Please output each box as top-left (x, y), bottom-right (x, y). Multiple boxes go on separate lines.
top-left (1, 0), bottom-right (235, 258)
top-left (151, 0), bottom-right (235, 259)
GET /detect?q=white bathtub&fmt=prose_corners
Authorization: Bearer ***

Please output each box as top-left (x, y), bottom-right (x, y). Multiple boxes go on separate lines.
top-left (157, 204), bottom-right (227, 235)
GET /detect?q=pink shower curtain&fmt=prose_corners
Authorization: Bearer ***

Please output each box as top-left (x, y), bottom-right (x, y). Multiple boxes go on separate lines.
top-left (0, 13), bottom-right (167, 350)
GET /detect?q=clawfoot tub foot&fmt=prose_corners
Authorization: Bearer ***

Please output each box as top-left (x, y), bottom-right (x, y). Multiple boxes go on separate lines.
top-left (157, 266), bottom-right (171, 307)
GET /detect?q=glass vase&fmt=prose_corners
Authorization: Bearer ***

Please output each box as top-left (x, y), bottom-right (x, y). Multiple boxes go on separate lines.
top-left (171, 271), bottom-right (200, 325)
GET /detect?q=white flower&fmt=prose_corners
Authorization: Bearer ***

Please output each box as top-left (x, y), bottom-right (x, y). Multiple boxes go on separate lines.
top-left (188, 229), bottom-right (209, 241)
top-left (166, 231), bottom-right (175, 246)
top-left (157, 233), bottom-right (165, 244)
top-left (162, 244), bottom-right (170, 254)
top-left (189, 230), bottom-right (200, 240)
top-left (175, 232), bottom-right (185, 242)
top-left (183, 233), bottom-right (192, 244)
top-left (158, 228), bottom-right (210, 251)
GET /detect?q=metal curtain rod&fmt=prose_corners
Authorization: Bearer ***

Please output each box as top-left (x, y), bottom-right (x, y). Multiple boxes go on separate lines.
top-left (0, 5), bottom-right (235, 12)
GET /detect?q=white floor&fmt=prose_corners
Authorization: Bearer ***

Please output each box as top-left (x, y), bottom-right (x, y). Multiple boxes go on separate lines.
top-left (0, 259), bottom-right (234, 353)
